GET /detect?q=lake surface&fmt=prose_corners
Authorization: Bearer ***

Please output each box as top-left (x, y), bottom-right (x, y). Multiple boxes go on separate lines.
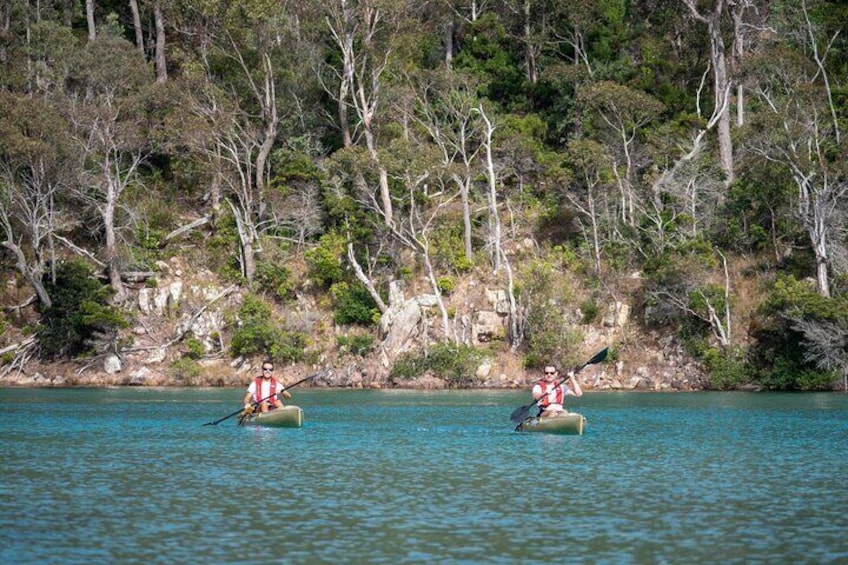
top-left (1, 388), bottom-right (846, 564)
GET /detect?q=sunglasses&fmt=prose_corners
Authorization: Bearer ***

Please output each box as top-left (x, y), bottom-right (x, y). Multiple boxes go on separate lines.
top-left (262, 368), bottom-right (274, 372)
top-left (544, 370), bottom-right (556, 375)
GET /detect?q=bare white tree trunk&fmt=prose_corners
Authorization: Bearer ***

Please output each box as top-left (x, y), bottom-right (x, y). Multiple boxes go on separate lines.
top-left (347, 241), bottom-right (388, 313)
top-left (325, 0), bottom-right (354, 147)
top-left (253, 54), bottom-right (277, 199)
top-left (0, 158), bottom-right (63, 308)
top-left (86, 0), bottom-right (96, 42)
top-left (63, 0), bottom-right (74, 27)
top-left (522, 0), bottom-right (537, 85)
top-left (443, 19), bottom-right (454, 70)
top-left (682, 0), bottom-right (735, 185)
top-left (477, 104), bottom-right (501, 274)
top-left (153, 0), bottom-right (167, 83)
top-left (129, 0), bottom-right (144, 54)
top-left (226, 198), bottom-right (257, 283)
top-left (406, 71), bottom-right (481, 262)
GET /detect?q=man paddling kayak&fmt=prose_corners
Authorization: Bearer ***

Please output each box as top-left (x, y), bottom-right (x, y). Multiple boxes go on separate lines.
top-left (243, 360), bottom-right (292, 414)
top-left (531, 364), bottom-right (582, 418)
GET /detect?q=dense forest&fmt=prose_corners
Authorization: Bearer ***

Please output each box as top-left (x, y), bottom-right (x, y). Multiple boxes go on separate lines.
top-left (0, 0), bottom-right (846, 390)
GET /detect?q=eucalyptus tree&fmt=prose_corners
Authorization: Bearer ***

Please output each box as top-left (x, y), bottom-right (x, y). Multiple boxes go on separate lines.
top-left (85, 0), bottom-right (96, 41)
top-left (680, 0), bottom-right (735, 185)
top-left (129, 0), bottom-right (144, 53)
top-left (564, 139), bottom-right (612, 275)
top-left (475, 103), bottom-right (502, 274)
top-left (404, 69), bottom-right (483, 262)
top-left (0, 94), bottom-right (77, 309)
top-left (436, 0), bottom-right (499, 71)
top-left (500, 0), bottom-right (627, 85)
top-left (319, 0), bottom-right (420, 229)
top-left (152, 0), bottom-right (167, 83)
top-left (174, 0), bottom-right (317, 283)
top-left (576, 81), bottom-right (665, 228)
top-left (727, 0), bottom-right (769, 128)
top-left (442, 0), bottom-right (494, 24)
top-left (66, 31), bottom-right (154, 303)
top-left (791, 316), bottom-right (848, 391)
top-left (383, 155), bottom-right (461, 345)
top-left (646, 243), bottom-right (733, 348)
top-left (0, 1), bottom-right (78, 94)
top-left (746, 1), bottom-right (846, 298)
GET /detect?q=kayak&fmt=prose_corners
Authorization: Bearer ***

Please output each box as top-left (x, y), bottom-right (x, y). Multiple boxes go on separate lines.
top-left (240, 405), bottom-right (303, 428)
top-left (516, 412), bottom-right (586, 435)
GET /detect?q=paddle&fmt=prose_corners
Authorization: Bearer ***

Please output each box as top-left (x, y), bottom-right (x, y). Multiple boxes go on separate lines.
top-left (509, 347), bottom-right (608, 425)
top-left (202, 371), bottom-right (322, 426)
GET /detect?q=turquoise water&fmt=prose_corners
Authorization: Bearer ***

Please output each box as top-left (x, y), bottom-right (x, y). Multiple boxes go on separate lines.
top-left (1, 388), bottom-right (847, 564)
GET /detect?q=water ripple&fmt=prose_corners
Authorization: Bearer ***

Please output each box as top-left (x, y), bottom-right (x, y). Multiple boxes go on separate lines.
top-left (1, 389), bottom-right (847, 564)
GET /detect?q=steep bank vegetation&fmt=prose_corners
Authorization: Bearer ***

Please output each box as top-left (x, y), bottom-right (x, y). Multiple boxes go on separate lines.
top-left (1, 0), bottom-right (846, 390)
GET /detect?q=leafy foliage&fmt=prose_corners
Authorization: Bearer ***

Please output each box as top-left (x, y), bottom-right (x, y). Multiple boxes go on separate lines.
top-left (748, 276), bottom-right (848, 390)
top-left (255, 260), bottom-right (293, 302)
top-left (1, 0), bottom-right (847, 387)
top-left (170, 357), bottom-right (203, 383)
top-left (230, 294), bottom-right (308, 363)
top-left (519, 259), bottom-right (582, 368)
top-left (336, 333), bottom-right (374, 357)
top-left (330, 282), bottom-right (380, 326)
top-left (304, 230), bottom-right (346, 288)
top-left (700, 346), bottom-right (749, 391)
top-left (37, 260), bottom-right (129, 359)
top-left (390, 343), bottom-right (484, 387)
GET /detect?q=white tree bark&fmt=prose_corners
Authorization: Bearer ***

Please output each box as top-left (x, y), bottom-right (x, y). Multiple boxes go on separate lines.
top-left (153, 0), bottom-right (167, 83)
top-left (129, 0), bottom-right (144, 54)
top-left (682, 0), bottom-right (735, 185)
top-left (86, 0), bottom-right (96, 42)
top-left (476, 104), bottom-right (501, 274)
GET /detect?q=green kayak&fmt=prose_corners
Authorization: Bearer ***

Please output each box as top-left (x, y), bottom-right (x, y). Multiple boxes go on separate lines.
top-left (516, 412), bottom-right (586, 435)
top-left (240, 405), bottom-right (303, 428)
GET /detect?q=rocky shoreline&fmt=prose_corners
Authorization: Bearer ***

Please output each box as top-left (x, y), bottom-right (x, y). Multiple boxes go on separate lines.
top-left (0, 350), bottom-right (712, 392)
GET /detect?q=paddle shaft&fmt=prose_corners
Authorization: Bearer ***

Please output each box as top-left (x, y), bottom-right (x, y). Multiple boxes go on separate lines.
top-left (202, 371), bottom-right (321, 426)
top-left (510, 348), bottom-right (608, 424)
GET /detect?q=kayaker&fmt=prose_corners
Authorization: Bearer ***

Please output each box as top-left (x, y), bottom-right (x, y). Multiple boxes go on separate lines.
top-left (243, 360), bottom-right (292, 413)
top-left (532, 364), bottom-right (582, 418)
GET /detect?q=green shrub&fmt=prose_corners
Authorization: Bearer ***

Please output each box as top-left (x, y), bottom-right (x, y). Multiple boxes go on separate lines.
top-left (431, 221), bottom-right (476, 273)
top-left (437, 276), bottom-right (457, 294)
top-left (255, 260), bottom-right (293, 301)
top-left (205, 213), bottom-right (244, 283)
top-left (304, 230), bottom-right (346, 288)
top-left (519, 260), bottom-right (581, 368)
top-left (230, 294), bottom-right (308, 363)
top-left (171, 357), bottom-right (202, 382)
top-left (183, 336), bottom-right (205, 360)
top-left (748, 275), bottom-right (848, 390)
top-left (390, 343), bottom-right (483, 387)
top-left (701, 347), bottom-right (749, 390)
top-left (337, 333), bottom-right (374, 356)
top-left (580, 300), bottom-right (599, 324)
top-left (37, 260), bottom-right (129, 359)
top-left (330, 282), bottom-right (380, 326)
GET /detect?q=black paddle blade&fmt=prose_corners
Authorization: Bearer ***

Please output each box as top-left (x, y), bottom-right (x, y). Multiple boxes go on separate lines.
top-left (584, 347), bottom-right (609, 367)
top-left (510, 403), bottom-right (535, 424)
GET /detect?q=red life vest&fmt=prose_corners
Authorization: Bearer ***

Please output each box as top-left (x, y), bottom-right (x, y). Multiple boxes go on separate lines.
top-left (537, 379), bottom-right (565, 407)
top-left (253, 377), bottom-right (277, 403)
